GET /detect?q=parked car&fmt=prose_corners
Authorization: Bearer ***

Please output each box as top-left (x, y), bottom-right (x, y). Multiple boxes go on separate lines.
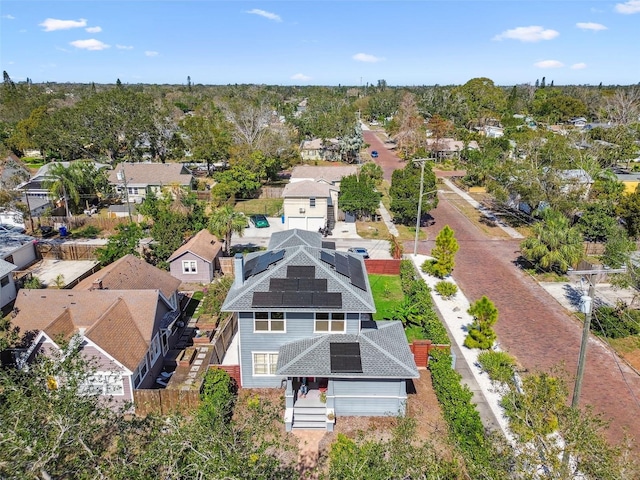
top-left (347, 247), bottom-right (370, 259)
top-left (371, 150), bottom-right (379, 158)
top-left (250, 214), bottom-right (270, 228)
top-left (0, 224), bottom-right (26, 234)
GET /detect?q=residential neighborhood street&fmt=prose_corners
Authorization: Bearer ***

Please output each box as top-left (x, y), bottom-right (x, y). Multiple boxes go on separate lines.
top-left (363, 128), bottom-right (640, 448)
top-left (418, 177), bottom-right (640, 448)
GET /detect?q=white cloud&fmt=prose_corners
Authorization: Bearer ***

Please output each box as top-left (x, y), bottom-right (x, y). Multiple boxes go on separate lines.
top-left (145, 51), bottom-right (159, 57)
top-left (352, 53), bottom-right (384, 63)
top-left (571, 63), bottom-right (587, 70)
top-left (534, 60), bottom-right (564, 68)
top-left (40, 18), bottom-right (87, 32)
top-left (615, 0), bottom-right (640, 14)
top-left (116, 44), bottom-right (134, 50)
top-left (69, 39), bottom-right (110, 51)
top-left (291, 73), bottom-right (311, 81)
top-left (246, 9), bottom-right (282, 22)
top-left (85, 26), bottom-right (102, 33)
top-left (493, 25), bottom-right (559, 42)
top-left (2, 14), bottom-right (15, 20)
top-left (576, 22), bottom-right (607, 31)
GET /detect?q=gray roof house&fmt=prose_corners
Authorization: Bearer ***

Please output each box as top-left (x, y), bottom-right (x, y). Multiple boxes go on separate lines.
top-left (108, 162), bottom-right (194, 204)
top-left (221, 229), bottom-right (418, 431)
top-left (168, 229), bottom-right (223, 284)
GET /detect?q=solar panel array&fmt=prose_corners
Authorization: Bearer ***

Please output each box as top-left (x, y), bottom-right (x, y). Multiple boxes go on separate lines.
top-left (244, 250), bottom-right (285, 280)
top-left (252, 291), bottom-right (341, 308)
top-left (329, 342), bottom-right (363, 373)
top-left (320, 251), bottom-right (367, 292)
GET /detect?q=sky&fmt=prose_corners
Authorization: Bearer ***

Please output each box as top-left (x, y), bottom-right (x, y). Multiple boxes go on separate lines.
top-left (1, 1), bottom-right (639, 87)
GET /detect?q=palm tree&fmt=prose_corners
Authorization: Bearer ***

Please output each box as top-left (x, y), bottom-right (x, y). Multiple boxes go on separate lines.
top-left (208, 204), bottom-right (247, 256)
top-left (520, 209), bottom-right (584, 273)
top-left (42, 162), bottom-right (80, 219)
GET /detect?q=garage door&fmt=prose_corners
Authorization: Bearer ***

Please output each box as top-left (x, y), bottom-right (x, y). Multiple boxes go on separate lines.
top-left (288, 217), bottom-right (307, 229)
top-left (308, 217), bottom-right (325, 231)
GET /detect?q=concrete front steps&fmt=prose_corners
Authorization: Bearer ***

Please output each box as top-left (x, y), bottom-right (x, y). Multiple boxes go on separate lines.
top-left (292, 405), bottom-right (327, 430)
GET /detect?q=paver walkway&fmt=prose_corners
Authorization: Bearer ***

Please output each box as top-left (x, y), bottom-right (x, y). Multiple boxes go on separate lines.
top-left (416, 192), bottom-right (640, 449)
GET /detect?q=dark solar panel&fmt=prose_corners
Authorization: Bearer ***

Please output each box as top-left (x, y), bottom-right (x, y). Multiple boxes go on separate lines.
top-left (287, 266), bottom-right (315, 278)
top-left (243, 257), bottom-right (259, 279)
top-left (282, 291), bottom-right (313, 306)
top-left (298, 278), bottom-right (327, 292)
top-left (283, 278), bottom-right (299, 291)
top-left (348, 256), bottom-right (367, 291)
top-left (330, 342), bottom-right (363, 373)
top-left (252, 292), bottom-right (283, 307)
top-left (320, 250), bottom-right (335, 266)
top-left (270, 278), bottom-right (286, 290)
top-left (322, 241), bottom-right (336, 250)
top-left (334, 253), bottom-right (350, 277)
top-left (270, 249), bottom-right (285, 264)
top-left (313, 292), bottom-right (342, 308)
top-left (251, 253), bottom-right (272, 276)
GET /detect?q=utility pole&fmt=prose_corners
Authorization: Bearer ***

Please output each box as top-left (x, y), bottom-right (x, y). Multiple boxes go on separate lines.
top-left (118, 164), bottom-right (133, 222)
top-left (411, 158), bottom-right (438, 256)
top-left (567, 266), bottom-right (626, 407)
top-left (413, 159), bottom-right (426, 256)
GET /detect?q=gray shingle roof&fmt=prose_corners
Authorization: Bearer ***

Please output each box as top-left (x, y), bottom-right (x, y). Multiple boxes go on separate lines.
top-left (268, 229), bottom-right (324, 250)
top-left (221, 240), bottom-right (375, 313)
top-left (0, 258), bottom-right (17, 277)
top-left (276, 321), bottom-right (419, 378)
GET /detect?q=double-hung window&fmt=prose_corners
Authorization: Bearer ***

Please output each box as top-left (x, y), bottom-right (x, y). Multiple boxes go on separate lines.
top-left (314, 313), bottom-right (346, 333)
top-left (253, 352), bottom-right (279, 375)
top-left (182, 260), bottom-right (197, 274)
top-left (310, 197), bottom-right (316, 208)
top-left (254, 312), bottom-right (285, 332)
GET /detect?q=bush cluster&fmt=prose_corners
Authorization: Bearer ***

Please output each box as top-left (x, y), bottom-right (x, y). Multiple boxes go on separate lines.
top-left (399, 261), bottom-right (449, 344)
top-left (592, 305), bottom-right (640, 338)
top-left (477, 350), bottom-right (517, 384)
top-left (434, 280), bottom-right (458, 299)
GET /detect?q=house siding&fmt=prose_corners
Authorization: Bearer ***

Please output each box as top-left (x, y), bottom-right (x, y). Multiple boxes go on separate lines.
top-left (284, 197), bottom-right (328, 231)
top-left (3, 241), bottom-right (37, 270)
top-left (331, 378), bottom-right (407, 416)
top-left (169, 252), bottom-right (214, 284)
top-left (239, 312), bottom-right (360, 388)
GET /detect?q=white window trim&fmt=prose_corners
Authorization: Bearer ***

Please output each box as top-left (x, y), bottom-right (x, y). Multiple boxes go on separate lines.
top-left (253, 312), bottom-right (286, 333)
top-left (149, 334), bottom-right (162, 365)
top-left (314, 313), bottom-right (347, 334)
top-left (182, 260), bottom-right (197, 274)
top-left (252, 352), bottom-right (279, 376)
top-left (81, 371), bottom-right (125, 396)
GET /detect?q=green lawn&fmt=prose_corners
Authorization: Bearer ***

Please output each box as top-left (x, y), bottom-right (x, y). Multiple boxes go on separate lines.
top-left (369, 274), bottom-right (404, 320)
top-left (234, 198), bottom-right (284, 216)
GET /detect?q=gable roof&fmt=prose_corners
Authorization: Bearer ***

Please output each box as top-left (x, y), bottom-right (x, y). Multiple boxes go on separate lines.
top-left (221, 230), bottom-right (375, 313)
top-left (12, 289), bottom-right (164, 371)
top-left (268, 229), bottom-right (325, 250)
top-left (276, 321), bottom-right (419, 378)
top-left (108, 162), bottom-right (193, 187)
top-left (282, 180), bottom-right (336, 198)
top-left (168, 229), bottom-right (222, 263)
top-left (290, 165), bottom-right (359, 184)
top-left (74, 254), bottom-right (181, 300)
top-left (0, 258), bottom-right (17, 277)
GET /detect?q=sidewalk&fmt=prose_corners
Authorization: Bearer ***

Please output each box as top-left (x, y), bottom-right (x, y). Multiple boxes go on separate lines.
top-left (440, 178), bottom-right (524, 239)
top-left (409, 254), bottom-right (515, 443)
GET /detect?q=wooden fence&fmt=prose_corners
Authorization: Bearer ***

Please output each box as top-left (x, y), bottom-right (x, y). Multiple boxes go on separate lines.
top-left (133, 388), bottom-right (201, 417)
top-left (36, 241), bottom-right (104, 261)
top-left (208, 313), bottom-right (237, 365)
top-left (259, 186), bottom-right (284, 199)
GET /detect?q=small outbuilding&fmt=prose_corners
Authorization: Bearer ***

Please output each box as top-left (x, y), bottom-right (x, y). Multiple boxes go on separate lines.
top-left (168, 230), bottom-right (223, 284)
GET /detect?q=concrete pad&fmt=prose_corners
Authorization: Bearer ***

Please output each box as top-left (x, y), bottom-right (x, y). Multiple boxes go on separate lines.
top-left (540, 281), bottom-right (638, 312)
top-left (27, 259), bottom-right (100, 288)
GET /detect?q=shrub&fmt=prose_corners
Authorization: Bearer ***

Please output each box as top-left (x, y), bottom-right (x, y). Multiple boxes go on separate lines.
top-left (23, 276), bottom-right (42, 289)
top-left (435, 281), bottom-right (458, 299)
top-left (199, 368), bottom-right (237, 422)
top-left (477, 350), bottom-right (517, 384)
top-left (464, 296), bottom-right (498, 350)
top-left (74, 225), bottom-right (101, 238)
top-left (591, 305), bottom-right (640, 338)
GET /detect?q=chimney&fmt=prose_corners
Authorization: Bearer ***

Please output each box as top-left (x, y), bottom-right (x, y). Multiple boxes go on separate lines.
top-left (234, 253), bottom-right (244, 289)
top-left (91, 279), bottom-right (103, 291)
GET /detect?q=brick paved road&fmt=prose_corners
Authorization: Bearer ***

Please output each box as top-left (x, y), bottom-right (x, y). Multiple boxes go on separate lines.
top-left (416, 192), bottom-right (640, 449)
top-left (366, 130), bottom-right (640, 448)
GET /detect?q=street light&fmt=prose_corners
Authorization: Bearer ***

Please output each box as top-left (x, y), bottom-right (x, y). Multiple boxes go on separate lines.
top-left (566, 266), bottom-right (626, 407)
top-left (412, 158), bottom-right (438, 256)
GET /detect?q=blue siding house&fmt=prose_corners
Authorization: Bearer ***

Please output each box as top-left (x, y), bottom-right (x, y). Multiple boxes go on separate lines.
top-left (221, 229), bottom-right (419, 430)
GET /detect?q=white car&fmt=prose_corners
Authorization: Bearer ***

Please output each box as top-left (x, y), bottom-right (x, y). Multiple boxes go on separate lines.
top-left (347, 247), bottom-right (370, 259)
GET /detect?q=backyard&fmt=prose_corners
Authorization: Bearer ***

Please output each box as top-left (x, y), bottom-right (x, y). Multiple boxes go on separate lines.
top-left (368, 273), bottom-right (404, 320)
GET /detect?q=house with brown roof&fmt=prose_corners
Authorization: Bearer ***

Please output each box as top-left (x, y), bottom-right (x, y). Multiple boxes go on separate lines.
top-left (74, 254), bottom-right (182, 310)
top-left (283, 165), bottom-right (359, 231)
top-left (168, 229), bottom-right (223, 284)
top-left (11, 288), bottom-right (181, 409)
top-left (108, 162), bottom-right (194, 204)
top-left (299, 138), bottom-right (341, 162)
